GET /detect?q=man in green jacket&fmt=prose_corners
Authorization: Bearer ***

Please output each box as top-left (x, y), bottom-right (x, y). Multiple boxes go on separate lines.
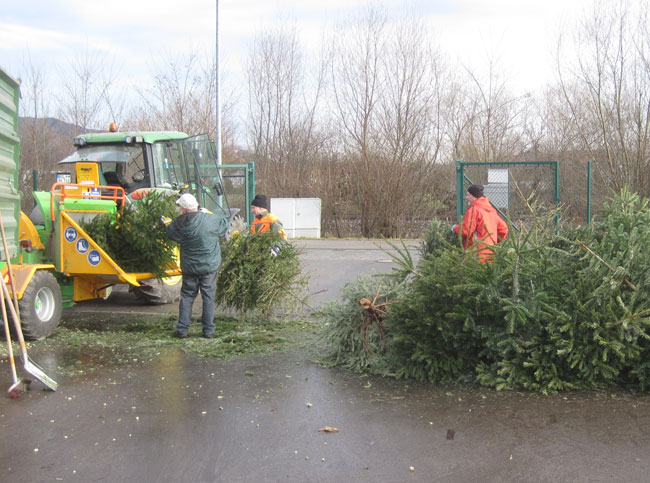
top-left (164, 193), bottom-right (228, 338)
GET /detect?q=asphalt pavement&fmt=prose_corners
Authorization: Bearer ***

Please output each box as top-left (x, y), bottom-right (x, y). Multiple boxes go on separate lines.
top-left (1, 240), bottom-right (650, 483)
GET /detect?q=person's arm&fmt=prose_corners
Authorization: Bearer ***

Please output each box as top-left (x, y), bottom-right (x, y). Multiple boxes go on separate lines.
top-left (216, 216), bottom-right (229, 237)
top-left (271, 219), bottom-right (288, 240)
top-left (165, 221), bottom-right (182, 243)
top-left (208, 213), bottom-right (229, 237)
top-left (459, 206), bottom-right (478, 248)
top-left (496, 215), bottom-right (508, 242)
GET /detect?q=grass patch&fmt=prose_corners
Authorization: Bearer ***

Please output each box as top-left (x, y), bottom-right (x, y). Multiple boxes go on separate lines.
top-left (1, 313), bottom-right (322, 375)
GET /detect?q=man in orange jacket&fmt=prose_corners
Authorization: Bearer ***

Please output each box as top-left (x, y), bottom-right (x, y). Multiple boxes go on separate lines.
top-left (250, 194), bottom-right (288, 240)
top-left (452, 184), bottom-right (508, 263)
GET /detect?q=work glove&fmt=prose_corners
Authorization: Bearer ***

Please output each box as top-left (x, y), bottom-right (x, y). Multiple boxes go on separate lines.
top-left (199, 207), bottom-right (208, 213)
top-left (270, 244), bottom-right (281, 258)
top-left (451, 224), bottom-right (458, 234)
top-left (160, 216), bottom-right (172, 226)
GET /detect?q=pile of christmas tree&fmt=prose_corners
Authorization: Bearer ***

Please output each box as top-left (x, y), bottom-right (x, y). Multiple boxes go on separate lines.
top-left (81, 191), bottom-right (178, 279)
top-left (216, 232), bottom-right (306, 316)
top-left (322, 189), bottom-right (650, 393)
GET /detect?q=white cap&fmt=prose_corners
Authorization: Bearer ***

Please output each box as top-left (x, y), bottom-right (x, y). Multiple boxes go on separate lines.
top-left (176, 193), bottom-right (199, 211)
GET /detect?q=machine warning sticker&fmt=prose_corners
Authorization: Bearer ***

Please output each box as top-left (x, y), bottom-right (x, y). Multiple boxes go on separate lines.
top-left (64, 227), bottom-right (77, 243)
top-left (88, 250), bottom-right (101, 266)
top-left (76, 238), bottom-right (89, 254)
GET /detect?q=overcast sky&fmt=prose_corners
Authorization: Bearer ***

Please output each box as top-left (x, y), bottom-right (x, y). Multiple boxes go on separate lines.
top-left (1, 0), bottom-right (595, 104)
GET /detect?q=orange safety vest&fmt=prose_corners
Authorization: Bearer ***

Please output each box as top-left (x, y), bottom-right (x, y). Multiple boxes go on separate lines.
top-left (250, 212), bottom-right (288, 240)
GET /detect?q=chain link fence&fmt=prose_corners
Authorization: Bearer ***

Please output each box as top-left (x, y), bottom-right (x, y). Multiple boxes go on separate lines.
top-left (456, 161), bottom-right (561, 228)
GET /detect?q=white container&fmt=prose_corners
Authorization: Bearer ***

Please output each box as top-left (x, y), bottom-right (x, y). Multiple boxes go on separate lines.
top-left (270, 198), bottom-right (321, 238)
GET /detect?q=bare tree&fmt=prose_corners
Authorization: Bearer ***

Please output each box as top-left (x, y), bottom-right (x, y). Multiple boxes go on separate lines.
top-left (330, 8), bottom-right (449, 236)
top-left (245, 23), bottom-right (328, 197)
top-left (452, 55), bottom-right (525, 163)
top-left (17, 54), bottom-right (70, 211)
top-left (56, 47), bottom-right (121, 133)
top-left (128, 50), bottom-right (216, 136)
top-left (557, 0), bottom-right (650, 196)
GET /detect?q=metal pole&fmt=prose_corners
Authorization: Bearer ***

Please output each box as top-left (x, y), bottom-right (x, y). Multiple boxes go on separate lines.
top-left (456, 160), bottom-right (464, 223)
top-left (248, 162), bottom-right (255, 225)
top-left (587, 161), bottom-right (592, 224)
top-left (215, 0), bottom-right (222, 167)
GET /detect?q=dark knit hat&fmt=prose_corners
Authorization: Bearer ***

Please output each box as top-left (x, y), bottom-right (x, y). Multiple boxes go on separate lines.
top-left (251, 194), bottom-right (268, 209)
top-left (467, 184), bottom-right (484, 198)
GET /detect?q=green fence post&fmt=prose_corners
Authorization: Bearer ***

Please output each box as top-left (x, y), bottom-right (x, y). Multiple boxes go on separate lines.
top-left (456, 160), bottom-right (464, 223)
top-left (247, 162), bottom-right (255, 226)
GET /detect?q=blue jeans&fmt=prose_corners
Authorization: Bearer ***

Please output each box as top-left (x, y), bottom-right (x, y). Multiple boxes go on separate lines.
top-left (177, 272), bottom-right (217, 335)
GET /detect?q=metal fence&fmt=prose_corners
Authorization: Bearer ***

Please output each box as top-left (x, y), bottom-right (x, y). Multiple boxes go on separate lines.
top-left (456, 161), bottom-right (560, 228)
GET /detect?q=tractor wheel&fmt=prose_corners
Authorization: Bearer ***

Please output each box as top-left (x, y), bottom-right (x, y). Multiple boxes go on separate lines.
top-left (131, 277), bottom-right (182, 305)
top-left (226, 214), bottom-right (247, 241)
top-left (18, 270), bottom-right (63, 340)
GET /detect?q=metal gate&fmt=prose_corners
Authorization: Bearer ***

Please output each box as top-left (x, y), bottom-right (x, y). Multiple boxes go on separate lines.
top-left (218, 162), bottom-right (255, 226)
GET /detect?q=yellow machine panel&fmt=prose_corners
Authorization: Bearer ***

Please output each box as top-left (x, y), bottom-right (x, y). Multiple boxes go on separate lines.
top-left (1, 264), bottom-right (55, 299)
top-left (58, 211), bottom-right (139, 286)
top-left (75, 162), bottom-right (101, 185)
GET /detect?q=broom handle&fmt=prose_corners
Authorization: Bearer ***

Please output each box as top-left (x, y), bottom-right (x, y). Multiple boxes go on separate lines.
top-left (0, 215), bottom-right (20, 320)
top-left (0, 276), bottom-right (28, 358)
top-left (1, 284), bottom-right (18, 383)
top-left (0, 215), bottom-right (28, 357)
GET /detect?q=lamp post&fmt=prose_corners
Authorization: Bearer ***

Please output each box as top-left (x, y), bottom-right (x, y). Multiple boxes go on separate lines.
top-left (215, 0), bottom-right (222, 166)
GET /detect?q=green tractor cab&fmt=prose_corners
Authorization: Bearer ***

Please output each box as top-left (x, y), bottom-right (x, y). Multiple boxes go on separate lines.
top-left (58, 131), bottom-right (232, 215)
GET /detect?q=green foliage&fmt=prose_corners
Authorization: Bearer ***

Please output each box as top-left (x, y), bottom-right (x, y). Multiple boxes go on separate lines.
top-left (319, 274), bottom-right (406, 374)
top-left (419, 218), bottom-right (458, 258)
top-left (323, 189), bottom-right (650, 393)
top-left (6, 314), bottom-right (321, 374)
top-left (215, 232), bottom-right (306, 316)
top-left (80, 190), bottom-right (178, 278)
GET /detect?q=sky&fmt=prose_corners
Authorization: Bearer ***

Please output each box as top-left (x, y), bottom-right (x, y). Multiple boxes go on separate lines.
top-left (1, 0), bottom-right (596, 109)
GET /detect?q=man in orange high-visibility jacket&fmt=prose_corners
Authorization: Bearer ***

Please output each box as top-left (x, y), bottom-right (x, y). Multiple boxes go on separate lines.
top-left (250, 194), bottom-right (288, 240)
top-left (452, 184), bottom-right (508, 263)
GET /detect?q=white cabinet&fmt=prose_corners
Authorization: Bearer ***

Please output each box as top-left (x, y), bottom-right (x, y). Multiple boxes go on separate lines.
top-left (270, 198), bottom-right (321, 239)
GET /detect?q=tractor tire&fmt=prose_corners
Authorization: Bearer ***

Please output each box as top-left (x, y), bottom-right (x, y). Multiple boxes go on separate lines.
top-left (131, 278), bottom-right (182, 305)
top-left (17, 270), bottom-right (63, 340)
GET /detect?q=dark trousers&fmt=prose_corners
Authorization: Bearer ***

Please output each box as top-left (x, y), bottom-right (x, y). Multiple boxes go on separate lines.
top-left (177, 272), bottom-right (217, 335)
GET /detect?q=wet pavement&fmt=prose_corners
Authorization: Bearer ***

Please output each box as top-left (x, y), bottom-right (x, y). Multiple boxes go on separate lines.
top-left (64, 239), bottom-right (418, 315)
top-left (1, 240), bottom-right (650, 482)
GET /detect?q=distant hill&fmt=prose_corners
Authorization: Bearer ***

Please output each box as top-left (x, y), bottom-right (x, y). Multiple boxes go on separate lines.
top-left (18, 116), bottom-right (99, 140)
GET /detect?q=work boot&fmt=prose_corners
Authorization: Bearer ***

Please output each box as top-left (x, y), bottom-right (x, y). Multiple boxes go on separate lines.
top-left (173, 331), bottom-right (188, 339)
top-left (202, 332), bottom-right (215, 339)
